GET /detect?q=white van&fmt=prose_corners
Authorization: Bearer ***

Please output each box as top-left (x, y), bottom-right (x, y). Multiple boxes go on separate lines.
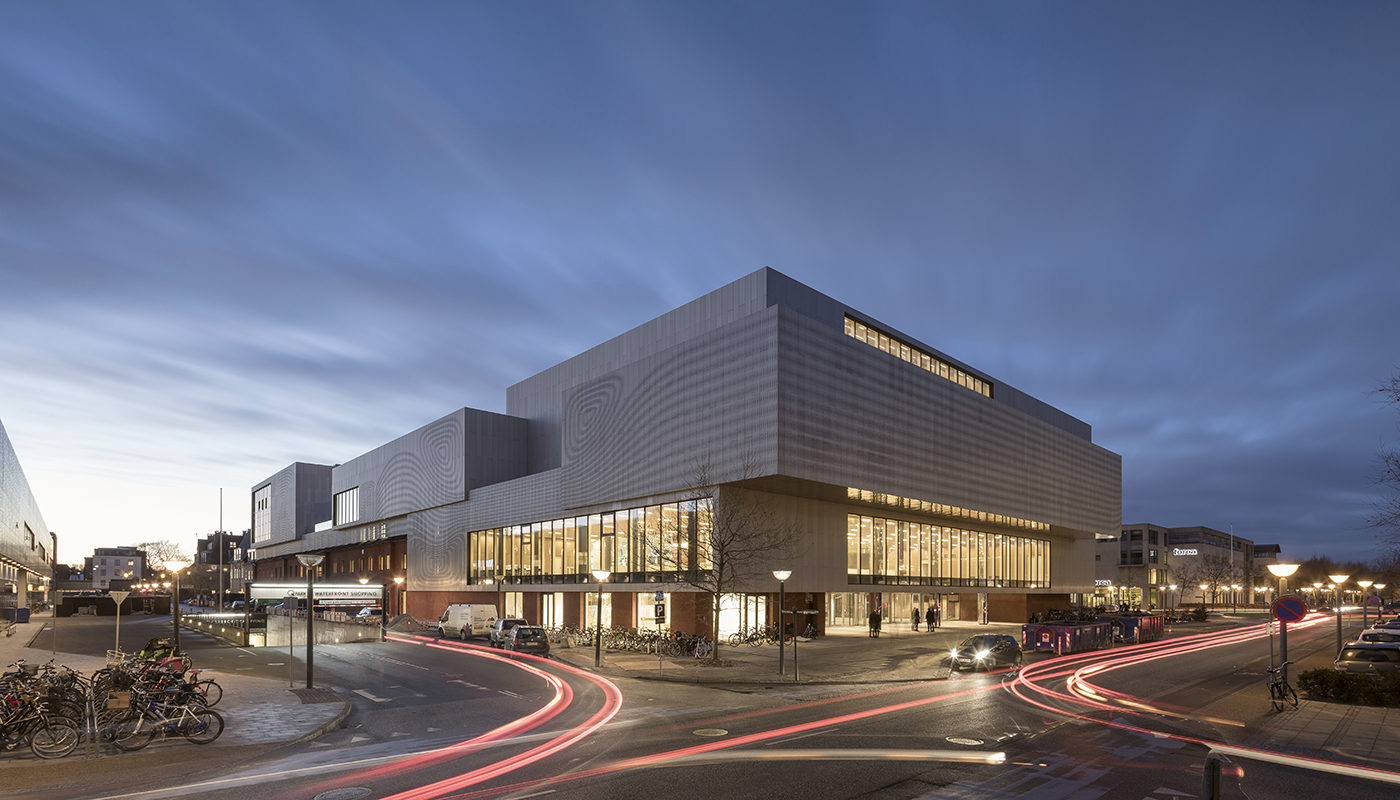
top-left (438, 604), bottom-right (498, 640)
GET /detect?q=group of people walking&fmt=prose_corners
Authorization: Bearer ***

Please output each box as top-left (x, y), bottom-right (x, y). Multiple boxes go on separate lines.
top-left (867, 605), bottom-right (940, 637)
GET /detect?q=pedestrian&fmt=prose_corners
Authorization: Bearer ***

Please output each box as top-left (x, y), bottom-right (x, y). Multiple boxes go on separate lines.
top-left (912, 607), bottom-right (922, 632)
top-left (931, 605), bottom-right (940, 629)
top-left (868, 609), bottom-right (881, 638)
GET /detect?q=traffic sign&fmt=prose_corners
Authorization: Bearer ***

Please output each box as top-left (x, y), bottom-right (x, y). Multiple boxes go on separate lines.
top-left (1272, 595), bottom-right (1308, 623)
top-left (1368, 595), bottom-right (1383, 607)
top-left (654, 603), bottom-right (666, 623)
top-left (654, 590), bottom-right (664, 602)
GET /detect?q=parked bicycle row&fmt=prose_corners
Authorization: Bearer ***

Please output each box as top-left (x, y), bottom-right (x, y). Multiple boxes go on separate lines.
top-left (541, 625), bottom-right (716, 658)
top-left (1, 637), bottom-right (223, 760)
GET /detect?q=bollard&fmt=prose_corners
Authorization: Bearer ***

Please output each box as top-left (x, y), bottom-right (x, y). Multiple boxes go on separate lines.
top-left (1201, 750), bottom-right (1223, 800)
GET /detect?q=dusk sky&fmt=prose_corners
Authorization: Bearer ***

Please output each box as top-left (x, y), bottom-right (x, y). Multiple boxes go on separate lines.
top-left (2, 2), bottom-right (1398, 565)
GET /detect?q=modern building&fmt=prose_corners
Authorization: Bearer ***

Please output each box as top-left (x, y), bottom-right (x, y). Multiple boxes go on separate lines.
top-left (0, 417), bottom-right (55, 608)
top-left (251, 269), bottom-right (1121, 633)
top-left (1096, 523), bottom-right (1276, 610)
top-left (84, 546), bottom-right (147, 590)
top-left (192, 530), bottom-right (254, 607)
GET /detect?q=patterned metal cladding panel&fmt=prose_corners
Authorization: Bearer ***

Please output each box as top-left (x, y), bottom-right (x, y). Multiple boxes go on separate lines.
top-left (775, 308), bottom-right (1121, 535)
top-left (333, 410), bottom-right (468, 522)
top-left (558, 308), bottom-right (781, 507)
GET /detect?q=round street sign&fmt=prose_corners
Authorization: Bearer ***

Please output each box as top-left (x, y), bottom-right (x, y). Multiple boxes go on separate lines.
top-left (1368, 595), bottom-right (1383, 607)
top-left (1273, 594), bottom-right (1308, 623)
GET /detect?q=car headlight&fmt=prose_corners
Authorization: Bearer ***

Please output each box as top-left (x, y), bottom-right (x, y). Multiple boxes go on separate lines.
top-left (976, 649), bottom-right (991, 659)
top-left (950, 649), bottom-right (961, 658)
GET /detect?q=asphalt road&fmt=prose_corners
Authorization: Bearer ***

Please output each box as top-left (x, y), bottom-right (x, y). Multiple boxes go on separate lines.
top-left (11, 614), bottom-right (1400, 800)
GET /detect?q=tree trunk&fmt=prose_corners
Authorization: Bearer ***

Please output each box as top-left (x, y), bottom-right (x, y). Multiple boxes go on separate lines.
top-left (711, 591), bottom-right (722, 661)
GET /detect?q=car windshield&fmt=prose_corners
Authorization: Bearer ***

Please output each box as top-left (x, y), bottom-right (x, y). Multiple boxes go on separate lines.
top-left (959, 636), bottom-right (1004, 650)
top-left (515, 628), bottom-right (543, 639)
top-left (1340, 648), bottom-right (1398, 661)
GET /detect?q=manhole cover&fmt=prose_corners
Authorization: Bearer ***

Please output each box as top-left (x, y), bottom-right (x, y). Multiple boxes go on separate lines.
top-left (692, 728), bottom-right (729, 737)
top-left (945, 737), bottom-right (984, 746)
top-left (313, 789), bottom-right (373, 800)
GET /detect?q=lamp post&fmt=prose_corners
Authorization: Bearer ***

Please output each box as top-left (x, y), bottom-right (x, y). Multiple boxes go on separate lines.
top-left (393, 575), bottom-right (405, 618)
top-left (1329, 573), bottom-right (1350, 653)
top-left (1199, 583), bottom-right (1208, 609)
top-left (772, 570), bottom-right (791, 675)
top-left (591, 569), bottom-right (610, 668)
top-left (297, 553), bottom-right (325, 689)
top-left (1168, 584), bottom-right (1178, 613)
top-left (163, 560), bottom-right (191, 653)
top-left (1266, 562), bottom-right (1300, 682)
top-left (1358, 579), bottom-right (1373, 630)
top-left (1230, 584), bottom-right (1241, 615)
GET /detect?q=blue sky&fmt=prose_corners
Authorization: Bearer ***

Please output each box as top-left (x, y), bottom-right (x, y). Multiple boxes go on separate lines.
top-left (2, 2), bottom-right (1397, 565)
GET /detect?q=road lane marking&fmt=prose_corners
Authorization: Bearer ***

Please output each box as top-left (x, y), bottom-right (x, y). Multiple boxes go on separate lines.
top-left (353, 689), bottom-right (391, 703)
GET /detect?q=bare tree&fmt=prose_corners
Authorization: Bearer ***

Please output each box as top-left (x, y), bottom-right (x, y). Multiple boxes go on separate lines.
top-left (652, 458), bottom-right (800, 662)
top-left (135, 540), bottom-right (191, 570)
top-left (1174, 555), bottom-right (1236, 606)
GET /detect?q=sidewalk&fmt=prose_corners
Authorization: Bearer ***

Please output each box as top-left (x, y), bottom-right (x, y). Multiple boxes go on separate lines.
top-left (0, 609), bottom-right (350, 766)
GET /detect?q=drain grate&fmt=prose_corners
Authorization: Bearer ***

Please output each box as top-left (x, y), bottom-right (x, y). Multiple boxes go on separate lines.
top-left (945, 736), bottom-right (984, 746)
top-left (693, 728), bottom-right (729, 737)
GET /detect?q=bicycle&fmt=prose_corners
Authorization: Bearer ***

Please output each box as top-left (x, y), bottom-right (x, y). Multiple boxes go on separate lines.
top-left (110, 687), bottom-right (224, 751)
top-left (1266, 661), bottom-right (1298, 711)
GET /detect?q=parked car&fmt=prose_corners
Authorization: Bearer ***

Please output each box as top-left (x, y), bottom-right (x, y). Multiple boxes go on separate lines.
top-left (1351, 628), bottom-right (1400, 645)
top-left (948, 634), bottom-right (1022, 672)
top-left (503, 625), bottom-right (550, 656)
top-left (1333, 643), bottom-right (1400, 674)
top-left (489, 617), bottom-right (529, 647)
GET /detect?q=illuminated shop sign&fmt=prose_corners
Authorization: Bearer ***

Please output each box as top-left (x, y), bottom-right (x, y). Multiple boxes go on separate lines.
top-left (1172, 548), bottom-right (1198, 556)
top-left (1094, 579), bottom-right (1112, 586)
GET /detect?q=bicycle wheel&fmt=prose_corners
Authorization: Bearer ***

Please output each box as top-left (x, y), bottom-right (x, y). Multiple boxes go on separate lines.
top-left (111, 711), bottom-right (157, 752)
top-left (1269, 682), bottom-right (1286, 712)
top-left (194, 679), bottom-right (222, 707)
top-left (29, 718), bottom-right (80, 759)
top-left (1282, 682), bottom-right (1298, 709)
top-left (181, 708), bottom-right (224, 744)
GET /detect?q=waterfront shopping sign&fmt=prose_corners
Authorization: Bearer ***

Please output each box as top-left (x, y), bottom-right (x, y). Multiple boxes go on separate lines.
top-left (250, 583), bottom-right (384, 606)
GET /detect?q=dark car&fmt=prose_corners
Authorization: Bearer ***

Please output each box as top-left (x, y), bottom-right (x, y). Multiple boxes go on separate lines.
top-left (1334, 643), bottom-right (1400, 674)
top-left (948, 634), bottom-right (1022, 672)
top-left (503, 625), bottom-right (551, 657)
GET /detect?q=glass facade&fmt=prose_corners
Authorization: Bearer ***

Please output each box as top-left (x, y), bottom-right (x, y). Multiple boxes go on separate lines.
top-left (844, 316), bottom-right (992, 398)
top-left (847, 513), bottom-right (1049, 588)
top-left (468, 499), bottom-right (714, 585)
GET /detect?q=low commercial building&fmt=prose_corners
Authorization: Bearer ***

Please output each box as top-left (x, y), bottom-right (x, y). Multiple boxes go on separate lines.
top-left (252, 269), bottom-right (1121, 633)
top-left (1096, 523), bottom-right (1277, 610)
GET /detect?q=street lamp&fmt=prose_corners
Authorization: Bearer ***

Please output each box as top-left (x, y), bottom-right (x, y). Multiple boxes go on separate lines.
top-left (1358, 579), bottom-right (1374, 629)
top-left (163, 560), bottom-right (190, 653)
top-left (591, 569), bottom-right (610, 668)
top-left (1168, 584), bottom-right (1178, 613)
top-left (1199, 583), bottom-right (1208, 609)
top-left (297, 553), bottom-right (325, 689)
top-left (393, 575), bottom-right (405, 618)
top-left (1230, 584), bottom-right (1241, 614)
top-left (772, 570), bottom-right (792, 675)
top-left (1329, 573), bottom-right (1350, 653)
top-left (1266, 562), bottom-right (1300, 681)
